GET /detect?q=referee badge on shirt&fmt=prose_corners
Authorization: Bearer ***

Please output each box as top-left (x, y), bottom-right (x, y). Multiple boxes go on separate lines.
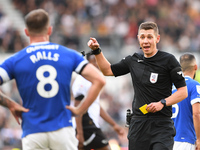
top-left (150, 73), bottom-right (158, 83)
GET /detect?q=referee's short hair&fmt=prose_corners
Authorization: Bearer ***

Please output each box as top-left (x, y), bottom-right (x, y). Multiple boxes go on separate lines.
top-left (138, 22), bottom-right (159, 35)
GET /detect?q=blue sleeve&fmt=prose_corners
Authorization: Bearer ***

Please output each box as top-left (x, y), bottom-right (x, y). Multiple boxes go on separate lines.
top-left (190, 82), bottom-right (200, 105)
top-left (0, 56), bottom-right (15, 82)
top-left (72, 50), bottom-right (88, 74)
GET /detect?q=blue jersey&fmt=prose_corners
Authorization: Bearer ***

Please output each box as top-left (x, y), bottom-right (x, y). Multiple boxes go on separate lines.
top-left (172, 76), bottom-right (200, 144)
top-left (0, 42), bottom-right (88, 138)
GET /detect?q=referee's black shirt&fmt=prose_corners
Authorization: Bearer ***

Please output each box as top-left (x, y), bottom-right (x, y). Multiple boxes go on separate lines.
top-left (111, 50), bottom-right (186, 117)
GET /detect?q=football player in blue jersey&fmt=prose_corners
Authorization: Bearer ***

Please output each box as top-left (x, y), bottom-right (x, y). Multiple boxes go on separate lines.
top-left (0, 9), bottom-right (105, 150)
top-left (172, 53), bottom-right (200, 150)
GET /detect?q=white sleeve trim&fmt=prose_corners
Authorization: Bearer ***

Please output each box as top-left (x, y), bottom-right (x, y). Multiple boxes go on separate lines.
top-left (75, 60), bottom-right (88, 73)
top-left (191, 98), bottom-right (200, 105)
top-left (0, 67), bottom-right (10, 83)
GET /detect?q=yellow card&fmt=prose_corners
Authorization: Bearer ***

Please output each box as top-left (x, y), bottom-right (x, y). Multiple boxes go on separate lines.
top-left (139, 104), bottom-right (148, 114)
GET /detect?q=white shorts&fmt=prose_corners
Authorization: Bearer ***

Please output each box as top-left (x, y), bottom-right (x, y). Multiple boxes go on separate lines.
top-left (173, 141), bottom-right (195, 150)
top-left (22, 127), bottom-right (78, 150)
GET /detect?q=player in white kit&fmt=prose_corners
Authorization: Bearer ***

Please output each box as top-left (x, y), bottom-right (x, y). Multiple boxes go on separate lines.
top-left (72, 53), bottom-right (124, 150)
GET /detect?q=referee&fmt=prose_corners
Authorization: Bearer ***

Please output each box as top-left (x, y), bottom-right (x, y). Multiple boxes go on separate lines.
top-left (87, 22), bottom-right (188, 150)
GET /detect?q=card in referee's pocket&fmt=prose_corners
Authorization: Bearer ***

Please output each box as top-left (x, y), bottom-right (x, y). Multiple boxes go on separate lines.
top-left (139, 104), bottom-right (148, 114)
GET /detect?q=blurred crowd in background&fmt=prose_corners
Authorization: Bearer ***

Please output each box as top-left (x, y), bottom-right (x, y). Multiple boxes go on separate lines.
top-left (0, 0), bottom-right (200, 56)
top-left (0, 0), bottom-right (200, 149)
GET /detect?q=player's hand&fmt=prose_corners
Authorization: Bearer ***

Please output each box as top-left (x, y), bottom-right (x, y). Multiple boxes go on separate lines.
top-left (66, 105), bottom-right (87, 116)
top-left (196, 139), bottom-right (200, 150)
top-left (76, 133), bottom-right (85, 150)
top-left (146, 102), bottom-right (164, 113)
top-left (78, 142), bottom-right (84, 150)
top-left (9, 103), bottom-right (29, 125)
top-left (66, 105), bottom-right (80, 116)
top-left (87, 37), bottom-right (100, 50)
top-left (113, 124), bottom-right (125, 136)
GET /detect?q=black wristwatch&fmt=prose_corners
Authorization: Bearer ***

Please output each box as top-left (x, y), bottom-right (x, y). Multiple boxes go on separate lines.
top-left (91, 47), bottom-right (101, 55)
top-left (160, 99), bottom-right (166, 107)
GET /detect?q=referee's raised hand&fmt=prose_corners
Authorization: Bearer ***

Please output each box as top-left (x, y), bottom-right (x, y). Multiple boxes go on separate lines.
top-left (87, 37), bottom-right (100, 50)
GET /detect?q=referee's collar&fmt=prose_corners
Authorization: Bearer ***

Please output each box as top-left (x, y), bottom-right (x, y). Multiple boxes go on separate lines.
top-left (144, 49), bottom-right (159, 59)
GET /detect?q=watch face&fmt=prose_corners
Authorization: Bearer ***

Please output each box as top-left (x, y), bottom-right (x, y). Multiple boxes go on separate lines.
top-left (161, 99), bottom-right (166, 106)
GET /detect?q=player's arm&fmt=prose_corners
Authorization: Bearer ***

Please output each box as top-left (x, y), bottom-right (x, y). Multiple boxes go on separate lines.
top-left (67, 64), bottom-right (105, 115)
top-left (0, 90), bottom-right (29, 124)
top-left (74, 97), bottom-right (85, 149)
top-left (87, 37), bottom-right (114, 76)
top-left (100, 106), bottom-right (124, 136)
top-left (0, 62), bottom-right (29, 124)
top-left (192, 102), bottom-right (200, 149)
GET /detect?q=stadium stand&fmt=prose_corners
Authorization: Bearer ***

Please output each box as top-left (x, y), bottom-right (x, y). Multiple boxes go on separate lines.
top-left (0, 0), bottom-right (199, 149)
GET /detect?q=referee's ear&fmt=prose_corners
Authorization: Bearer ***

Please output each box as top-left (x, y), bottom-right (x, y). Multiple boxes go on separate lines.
top-left (156, 34), bottom-right (160, 43)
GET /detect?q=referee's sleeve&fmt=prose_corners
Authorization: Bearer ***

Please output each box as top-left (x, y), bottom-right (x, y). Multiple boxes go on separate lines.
top-left (111, 58), bottom-right (130, 77)
top-left (170, 67), bottom-right (186, 88)
top-left (168, 55), bottom-right (186, 88)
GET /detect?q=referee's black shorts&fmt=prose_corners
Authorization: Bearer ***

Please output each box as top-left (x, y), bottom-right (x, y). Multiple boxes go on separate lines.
top-left (128, 116), bottom-right (176, 150)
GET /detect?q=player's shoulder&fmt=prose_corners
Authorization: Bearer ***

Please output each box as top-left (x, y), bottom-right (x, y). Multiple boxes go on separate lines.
top-left (59, 46), bottom-right (83, 59)
top-left (6, 46), bottom-right (27, 61)
top-left (189, 78), bottom-right (200, 85)
top-left (54, 43), bottom-right (79, 53)
top-left (185, 76), bottom-right (200, 88)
